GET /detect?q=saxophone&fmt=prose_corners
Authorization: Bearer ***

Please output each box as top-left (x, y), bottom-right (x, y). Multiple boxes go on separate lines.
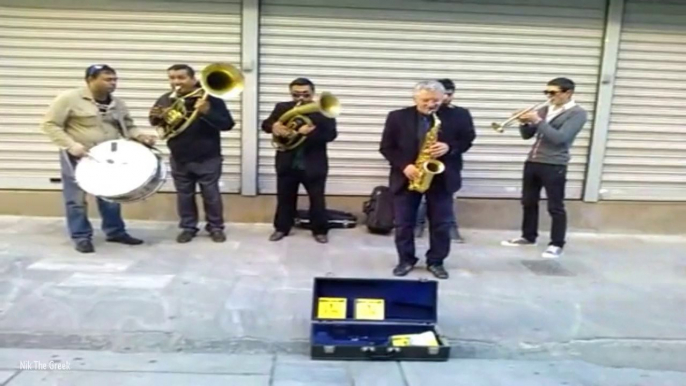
top-left (408, 112), bottom-right (446, 193)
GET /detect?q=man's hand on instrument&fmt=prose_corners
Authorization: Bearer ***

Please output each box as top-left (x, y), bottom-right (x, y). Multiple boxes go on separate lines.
top-left (519, 111), bottom-right (542, 124)
top-left (136, 134), bottom-right (157, 146)
top-left (429, 142), bottom-right (450, 158)
top-left (297, 124), bottom-right (316, 135)
top-left (272, 122), bottom-right (290, 137)
top-left (195, 98), bottom-right (210, 115)
top-left (149, 106), bottom-right (164, 119)
top-left (403, 164), bottom-right (420, 180)
top-left (67, 143), bottom-right (88, 158)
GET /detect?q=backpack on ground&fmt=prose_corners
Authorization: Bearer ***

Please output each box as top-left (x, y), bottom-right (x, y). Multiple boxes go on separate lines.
top-left (362, 185), bottom-right (394, 234)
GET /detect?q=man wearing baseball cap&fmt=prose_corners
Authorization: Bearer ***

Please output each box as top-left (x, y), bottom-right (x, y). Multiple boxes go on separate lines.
top-left (41, 64), bottom-right (156, 253)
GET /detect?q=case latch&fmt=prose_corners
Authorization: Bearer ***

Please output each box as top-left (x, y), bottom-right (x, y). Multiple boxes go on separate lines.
top-left (428, 346), bottom-right (440, 355)
top-left (324, 345), bottom-right (335, 354)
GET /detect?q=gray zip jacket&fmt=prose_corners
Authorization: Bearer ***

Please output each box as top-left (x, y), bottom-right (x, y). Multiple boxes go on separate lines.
top-left (519, 104), bottom-right (588, 165)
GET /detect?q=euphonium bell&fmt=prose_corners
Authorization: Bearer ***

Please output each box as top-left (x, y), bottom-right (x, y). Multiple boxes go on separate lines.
top-left (271, 91), bottom-right (341, 151)
top-left (157, 62), bottom-right (244, 140)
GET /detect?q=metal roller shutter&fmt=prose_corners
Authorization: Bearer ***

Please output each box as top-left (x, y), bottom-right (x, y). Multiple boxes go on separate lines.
top-left (600, 0), bottom-right (686, 201)
top-left (258, 0), bottom-right (605, 197)
top-left (0, 0), bottom-right (242, 192)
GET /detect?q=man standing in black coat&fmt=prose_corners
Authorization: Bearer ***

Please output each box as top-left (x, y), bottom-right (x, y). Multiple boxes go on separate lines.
top-left (380, 80), bottom-right (473, 279)
top-left (415, 78), bottom-right (476, 243)
top-left (149, 64), bottom-right (234, 244)
top-left (261, 78), bottom-right (337, 244)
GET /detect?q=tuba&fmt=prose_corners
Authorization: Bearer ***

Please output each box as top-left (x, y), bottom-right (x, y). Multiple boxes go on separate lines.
top-left (491, 99), bottom-right (551, 133)
top-left (155, 62), bottom-right (244, 140)
top-left (271, 92), bottom-right (341, 151)
top-left (408, 112), bottom-right (445, 193)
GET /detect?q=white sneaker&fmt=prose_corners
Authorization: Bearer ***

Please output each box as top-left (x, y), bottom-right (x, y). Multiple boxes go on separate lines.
top-left (501, 237), bottom-right (537, 247)
top-left (542, 246), bottom-right (563, 259)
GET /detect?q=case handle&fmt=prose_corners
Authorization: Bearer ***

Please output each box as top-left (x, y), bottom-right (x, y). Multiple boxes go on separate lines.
top-left (360, 346), bottom-right (401, 359)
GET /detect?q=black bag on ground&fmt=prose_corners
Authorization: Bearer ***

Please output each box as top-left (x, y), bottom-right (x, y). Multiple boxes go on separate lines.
top-left (295, 209), bottom-right (358, 230)
top-left (362, 186), bottom-right (394, 234)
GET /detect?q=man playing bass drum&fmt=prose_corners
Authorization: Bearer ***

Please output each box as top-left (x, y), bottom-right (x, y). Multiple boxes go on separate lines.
top-left (261, 78), bottom-right (338, 244)
top-left (380, 80), bottom-right (473, 280)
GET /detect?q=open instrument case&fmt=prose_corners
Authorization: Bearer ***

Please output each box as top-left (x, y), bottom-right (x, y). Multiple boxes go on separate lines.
top-left (310, 277), bottom-right (450, 361)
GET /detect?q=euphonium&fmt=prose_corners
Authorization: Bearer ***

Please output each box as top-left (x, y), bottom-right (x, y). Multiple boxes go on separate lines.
top-left (271, 92), bottom-right (341, 151)
top-left (156, 62), bottom-right (244, 140)
top-left (408, 113), bottom-right (445, 193)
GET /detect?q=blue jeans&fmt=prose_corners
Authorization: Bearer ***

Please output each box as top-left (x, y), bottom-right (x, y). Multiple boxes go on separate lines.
top-left (59, 151), bottom-right (127, 242)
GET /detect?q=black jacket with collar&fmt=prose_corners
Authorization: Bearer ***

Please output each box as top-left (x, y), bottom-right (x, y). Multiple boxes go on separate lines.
top-left (379, 104), bottom-right (476, 194)
top-left (261, 101), bottom-right (338, 178)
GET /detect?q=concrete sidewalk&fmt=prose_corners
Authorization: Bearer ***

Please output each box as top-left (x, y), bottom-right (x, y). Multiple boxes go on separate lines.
top-left (1, 349), bottom-right (686, 385)
top-left (0, 215), bottom-right (685, 384)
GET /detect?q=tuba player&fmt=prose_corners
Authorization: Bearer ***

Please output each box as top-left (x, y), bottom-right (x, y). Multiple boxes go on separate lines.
top-left (260, 78), bottom-right (337, 244)
top-left (149, 64), bottom-right (234, 243)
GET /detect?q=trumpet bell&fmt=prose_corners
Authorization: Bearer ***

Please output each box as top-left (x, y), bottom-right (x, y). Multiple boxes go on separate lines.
top-left (200, 62), bottom-right (244, 98)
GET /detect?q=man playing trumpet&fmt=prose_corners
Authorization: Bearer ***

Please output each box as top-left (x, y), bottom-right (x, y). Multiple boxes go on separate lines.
top-left (501, 77), bottom-right (587, 259)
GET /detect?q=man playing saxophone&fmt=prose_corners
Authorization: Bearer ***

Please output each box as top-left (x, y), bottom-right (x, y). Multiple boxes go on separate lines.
top-left (380, 80), bottom-right (468, 279)
top-left (261, 78), bottom-right (338, 244)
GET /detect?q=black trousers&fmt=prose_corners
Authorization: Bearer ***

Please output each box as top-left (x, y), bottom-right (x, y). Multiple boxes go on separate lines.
top-left (521, 161), bottom-right (567, 248)
top-left (170, 156), bottom-right (224, 233)
top-left (274, 169), bottom-right (328, 235)
top-left (393, 184), bottom-right (454, 266)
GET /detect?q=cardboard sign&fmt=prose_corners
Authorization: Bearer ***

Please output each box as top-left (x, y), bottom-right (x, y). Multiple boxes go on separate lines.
top-left (317, 297), bottom-right (347, 319)
top-left (354, 298), bottom-right (385, 320)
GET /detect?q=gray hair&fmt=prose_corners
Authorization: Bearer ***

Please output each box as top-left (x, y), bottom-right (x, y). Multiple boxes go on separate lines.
top-left (413, 80), bottom-right (445, 95)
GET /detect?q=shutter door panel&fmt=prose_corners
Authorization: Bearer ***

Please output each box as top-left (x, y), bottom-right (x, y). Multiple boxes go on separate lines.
top-left (258, 0), bottom-right (604, 197)
top-left (0, 0), bottom-right (242, 192)
top-left (601, 0), bottom-right (686, 201)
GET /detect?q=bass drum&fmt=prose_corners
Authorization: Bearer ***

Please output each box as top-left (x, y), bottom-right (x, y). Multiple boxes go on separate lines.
top-left (75, 139), bottom-right (167, 203)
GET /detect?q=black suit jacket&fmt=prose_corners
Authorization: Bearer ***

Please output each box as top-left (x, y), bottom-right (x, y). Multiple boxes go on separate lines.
top-left (261, 101), bottom-right (337, 178)
top-left (379, 104), bottom-right (476, 194)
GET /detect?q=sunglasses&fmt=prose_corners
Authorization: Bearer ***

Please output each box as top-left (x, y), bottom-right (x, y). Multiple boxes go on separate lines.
top-left (291, 92), bottom-right (311, 98)
top-left (86, 64), bottom-right (115, 77)
top-left (543, 90), bottom-right (566, 96)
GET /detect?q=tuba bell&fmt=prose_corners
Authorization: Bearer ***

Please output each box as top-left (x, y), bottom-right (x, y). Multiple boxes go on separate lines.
top-left (271, 91), bottom-right (341, 151)
top-left (155, 62), bottom-right (244, 140)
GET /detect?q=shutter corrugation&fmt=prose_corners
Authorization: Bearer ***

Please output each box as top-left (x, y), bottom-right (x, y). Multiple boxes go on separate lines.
top-left (0, 0), bottom-right (242, 192)
top-left (601, 0), bottom-right (686, 201)
top-left (258, 0), bottom-right (605, 197)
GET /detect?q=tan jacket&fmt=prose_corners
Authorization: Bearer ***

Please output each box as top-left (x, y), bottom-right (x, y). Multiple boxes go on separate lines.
top-left (41, 87), bottom-right (143, 150)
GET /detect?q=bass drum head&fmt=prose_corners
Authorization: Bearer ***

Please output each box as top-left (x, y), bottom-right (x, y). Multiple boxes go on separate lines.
top-left (75, 139), bottom-right (159, 199)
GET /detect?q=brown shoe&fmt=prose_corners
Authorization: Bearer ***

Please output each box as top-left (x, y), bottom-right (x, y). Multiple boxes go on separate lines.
top-left (314, 234), bottom-right (328, 244)
top-left (269, 231), bottom-right (287, 241)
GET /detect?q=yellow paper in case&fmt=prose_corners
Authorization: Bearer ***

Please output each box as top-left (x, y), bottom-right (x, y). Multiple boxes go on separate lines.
top-left (390, 331), bottom-right (439, 347)
top-left (317, 297), bottom-right (347, 319)
top-left (354, 298), bottom-right (385, 320)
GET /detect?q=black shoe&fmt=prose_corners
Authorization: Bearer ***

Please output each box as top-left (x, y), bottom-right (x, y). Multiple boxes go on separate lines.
top-left (75, 240), bottom-right (94, 253)
top-left (428, 264), bottom-right (449, 279)
top-left (210, 230), bottom-right (226, 243)
top-left (392, 262), bottom-right (415, 277)
top-left (314, 234), bottom-right (328, 244)
top-left (176, 230), bottom-right (195, 243)
top-left (269, 231), bottom-right (288, 241)
top-left (106, 234), bottom-right (143, 245)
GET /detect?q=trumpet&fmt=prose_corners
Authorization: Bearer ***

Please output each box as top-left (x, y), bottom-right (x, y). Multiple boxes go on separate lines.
top-left (271, 92), bottom-right (340, 151)
top-left (491, 99), bottom-right (551, 133)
